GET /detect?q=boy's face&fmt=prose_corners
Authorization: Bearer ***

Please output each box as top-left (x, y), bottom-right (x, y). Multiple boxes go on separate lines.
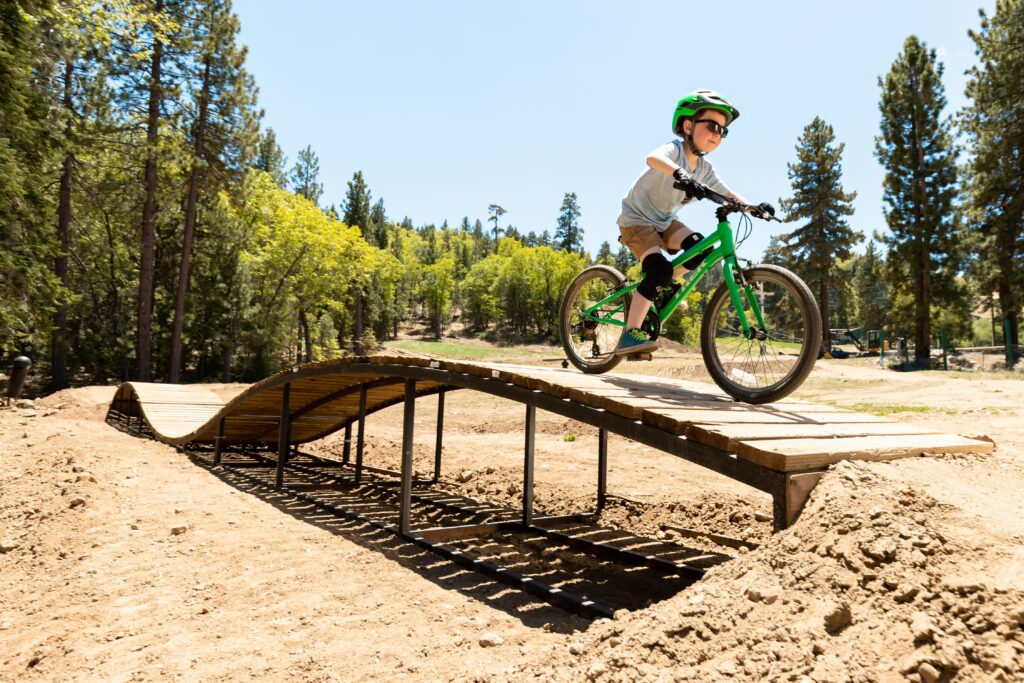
top-left (684, 109), bottom-right (729, 154)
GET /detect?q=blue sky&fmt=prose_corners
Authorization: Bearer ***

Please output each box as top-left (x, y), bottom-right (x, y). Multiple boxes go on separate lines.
top-left (235, 0), bottom-right (993, 260)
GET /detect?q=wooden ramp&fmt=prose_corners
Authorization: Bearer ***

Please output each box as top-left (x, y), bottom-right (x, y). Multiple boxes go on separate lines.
top-left (107, 353), bottom-right (993, 529)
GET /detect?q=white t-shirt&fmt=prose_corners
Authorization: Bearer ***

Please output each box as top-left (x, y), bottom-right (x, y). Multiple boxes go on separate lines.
top-left (617, 139), bottom-right (732, 231)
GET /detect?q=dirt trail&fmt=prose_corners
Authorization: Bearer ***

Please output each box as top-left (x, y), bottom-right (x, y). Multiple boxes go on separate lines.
top-left (1, 357), bottom-right (1022, 681)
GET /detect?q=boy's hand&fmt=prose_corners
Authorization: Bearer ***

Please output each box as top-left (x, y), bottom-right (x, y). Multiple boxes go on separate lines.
top-left (672, 169), bottom-right (709, 199)
top-left (752, 202), bottom-right (776, 218)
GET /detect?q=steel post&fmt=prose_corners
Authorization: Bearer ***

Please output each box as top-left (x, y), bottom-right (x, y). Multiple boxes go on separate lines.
top-left (274, 383), bottom-right (291, 490)
top-left (399, 379), bottom-right (416, 536)
top-left (433, 388), bottom-right (445, 482)
top-left (342, 423), bottom-right (352, 464)
top-left (597, 428), bottom-right (608, 512)
top-left (355, 385), bottom-right (367, 483)
top-left (523, 404), bottom-right (536, 527)
top-left (214, 417), bottom-right (225, 465)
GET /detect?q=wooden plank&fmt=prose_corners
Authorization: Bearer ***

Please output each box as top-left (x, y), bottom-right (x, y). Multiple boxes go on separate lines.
top-left (736, 433), bottom-right (995, 471)
top-left (683, 421), bottom-right (944, 451)
top-left (642, 405), bottom-right (891, 433)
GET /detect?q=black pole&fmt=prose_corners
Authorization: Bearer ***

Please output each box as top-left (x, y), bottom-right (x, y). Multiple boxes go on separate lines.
top-left (342, 422), bottom-right (352, 464)
top-left (433, 388), bottom-right (445, 482)
top-left (274, 383), bottom-right (291, 490)
top-left (214, 417), bottom-right (225, 465)
top-left (355, 385), bottom-right (367, 483)
top-left (523, 404), bottom-right (536, 527)
top-left (399, 379), bottom-right (416, 536)
top-left (597, 428), bottom-right (608, 512)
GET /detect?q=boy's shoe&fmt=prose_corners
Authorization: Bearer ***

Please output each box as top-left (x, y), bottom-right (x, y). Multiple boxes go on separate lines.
top-left (614, 328), bottom-right (658, 356)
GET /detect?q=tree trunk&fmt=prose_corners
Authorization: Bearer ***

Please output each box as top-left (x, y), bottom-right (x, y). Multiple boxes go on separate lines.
top-left (220, 314), bottom-right (236, 383)
top-left (354, 288), bottom-right (364, 351)
top-left (819, 279), bottom-right (831, 353)
top-left (169, 56), bottom-right (211, 382)
top-left (52, 58), bottom-right (74, 390)
top-left (136, 19), bottom-right (164, 381)
top-left (916, 240), bottom-right (931, 361)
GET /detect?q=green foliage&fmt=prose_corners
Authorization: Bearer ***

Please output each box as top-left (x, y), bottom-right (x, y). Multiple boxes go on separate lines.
top-left (850, 241), bottom-right (889, 333)
top-left (778, 117), bottom-right (861, 346)
top-left (876, 35), bottom-right (961, 360)
top-left (962, 0), bottom-right (1024, 346)
top-left (554, 192), bottom-right (584, 254)
top-left (290, 144), bottom-right (323, 205)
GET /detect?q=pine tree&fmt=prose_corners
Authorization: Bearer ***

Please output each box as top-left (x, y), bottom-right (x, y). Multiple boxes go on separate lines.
top-left (554, 192), bottom-right (583, 253)
top-left (487, 204), bottom-right (506, 252)
top-left (343, 171), bottom-right (373, 242)
top-left (852, 240), bottom-right (889, 333)
top-left (778, 117), bottom-right (860, 349)
top-left (963, 0), bottom-right (1024, 350)
top-left (875, 35), bottom-right (960, 362)
top-left (169, 0), bottom-right (259, 382)
top-left (614, 245), bottom-right (633, 274)
top-left (291, 144), bottom-right (323, 205)
top-left (595, 241), bottom-right (614, 266)
top-left (255, 126), bottom-right (287, 185)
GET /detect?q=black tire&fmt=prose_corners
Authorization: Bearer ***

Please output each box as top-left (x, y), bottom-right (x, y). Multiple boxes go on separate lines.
top-left (559, 265), bottom-right (629, 374)
top-left (700, 264), bottom-right (821, 403)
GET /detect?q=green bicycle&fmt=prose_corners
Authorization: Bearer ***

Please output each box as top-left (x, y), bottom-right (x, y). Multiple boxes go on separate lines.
top-left (558, 191), bottom-right (821, 404)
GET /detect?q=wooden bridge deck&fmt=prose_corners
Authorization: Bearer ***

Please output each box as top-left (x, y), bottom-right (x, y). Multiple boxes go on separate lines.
top-left (107, 353), bottom-right (993, 529)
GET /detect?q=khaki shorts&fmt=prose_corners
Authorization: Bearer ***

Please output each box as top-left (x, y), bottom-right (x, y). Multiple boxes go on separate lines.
top-left (618, 221), bottom-right (689, 262)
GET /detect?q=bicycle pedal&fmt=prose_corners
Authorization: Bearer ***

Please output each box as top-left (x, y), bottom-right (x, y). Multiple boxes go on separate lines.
top-left (627, 352), bottom-right (654, 361)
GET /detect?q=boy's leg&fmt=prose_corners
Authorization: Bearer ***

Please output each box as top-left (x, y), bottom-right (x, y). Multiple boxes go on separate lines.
top-left (616, 226), bottom-right (664, 355)
top-left (664, 220), bottom-right (712, 280)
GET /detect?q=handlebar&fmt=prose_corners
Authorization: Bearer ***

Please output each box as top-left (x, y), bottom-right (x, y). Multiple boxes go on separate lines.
top-left (704, 188), bottom-right (783, 223)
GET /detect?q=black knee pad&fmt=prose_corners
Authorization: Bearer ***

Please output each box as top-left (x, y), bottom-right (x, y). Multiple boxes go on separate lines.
top-left (679, 232), bottom-right (712, 270)
top-left (637, 253), bottom-right (673, 300)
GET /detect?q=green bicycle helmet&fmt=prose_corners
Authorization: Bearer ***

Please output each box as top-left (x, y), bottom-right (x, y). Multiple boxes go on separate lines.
top-left (672, 89), bottom-right (740, 137)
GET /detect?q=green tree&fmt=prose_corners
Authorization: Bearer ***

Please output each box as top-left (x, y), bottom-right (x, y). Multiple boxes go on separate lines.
top-left (255, 126), bottom-right (287, 185)
top-left (290, 144), bottom-right (323, 205)
top-left (343, 170), bottom-right (375, 243)
top-left (169, 0), bottom-right (259, 382)
top-left (554, 192), bottom-right (583, 253)
top-left (851, 241), bottom-right (889, 333)
top-left (487, 204), bottom-right (506, 252)
top-left (614, 244), bottom-right (634, 274)
top-left (962, 0), bottom-right (1024, 349)
top-left (876, 36), bottom-right (960, 362)
top-left (595, 240), bottom-right (614, 267)
top-left (778, 117), bottom-right (860, 349)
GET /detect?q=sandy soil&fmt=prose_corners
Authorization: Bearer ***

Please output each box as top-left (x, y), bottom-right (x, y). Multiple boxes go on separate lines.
top-left (1, 353), bottom-right (1022, 681)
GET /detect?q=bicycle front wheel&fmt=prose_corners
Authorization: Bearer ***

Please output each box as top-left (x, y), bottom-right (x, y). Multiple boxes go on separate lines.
top-left (701, 265), bottom-right (821, 403)
top-left (559, 265), bottom-right (628, 374)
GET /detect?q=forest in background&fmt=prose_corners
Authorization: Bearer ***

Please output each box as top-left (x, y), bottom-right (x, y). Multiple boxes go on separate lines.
top-left (1, 0), bottom-right (1021, 388)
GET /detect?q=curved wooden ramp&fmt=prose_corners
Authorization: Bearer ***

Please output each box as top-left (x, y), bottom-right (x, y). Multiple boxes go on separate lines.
top-left (107, 353), bottom-right (993, 529)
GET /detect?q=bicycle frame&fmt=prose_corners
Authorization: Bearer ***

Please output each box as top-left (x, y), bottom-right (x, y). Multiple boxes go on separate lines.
top-left (582, 215), bottom-right (768, 337)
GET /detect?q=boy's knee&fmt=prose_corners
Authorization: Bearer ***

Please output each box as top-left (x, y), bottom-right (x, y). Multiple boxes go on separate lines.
top-left (637, 253), bottom-right (673, 300)
top-left (679, 232), bottom-right (712, 270)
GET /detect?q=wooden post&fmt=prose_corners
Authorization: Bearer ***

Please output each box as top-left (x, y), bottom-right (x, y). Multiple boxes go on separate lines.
top-left (399, 379), bottom-right (416, 536)
top-left (772, 471), bottom-right (823, 531)
top-left (523, 404), bottom-right (536, 527)
top-left (597, 428), bottom-right (608, 512)
top-left (274, 383), bottom-right (291, 490)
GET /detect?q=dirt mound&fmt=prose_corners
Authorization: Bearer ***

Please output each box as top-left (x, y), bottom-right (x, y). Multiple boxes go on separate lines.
top-left (500, 461), bottom-right (1024, 682)
top-left (32, 386), bottom-right (116, 421)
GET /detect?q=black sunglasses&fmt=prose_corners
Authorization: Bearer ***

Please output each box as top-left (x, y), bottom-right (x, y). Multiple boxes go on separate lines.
top-left (694, 119), bottom-right (729, 138)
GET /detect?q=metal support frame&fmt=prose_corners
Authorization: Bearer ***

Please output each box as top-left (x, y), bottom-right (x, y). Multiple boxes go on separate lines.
top-left (433, 388), bottom-right (445, 482)
top-left (523, 404), bottom-right (535, 527)
top-left (355, 385), bottom-right (367, 483)
top-left (274, 383), bottom-right (291, 490)
top-left (597, 428), bottom-right (608, 512)
top-left (398, 379), bottom-right (416, 536)
top-left (342, 423), bottom-right (352, 464)
top-left (214, 418), bottom-right (225, 465)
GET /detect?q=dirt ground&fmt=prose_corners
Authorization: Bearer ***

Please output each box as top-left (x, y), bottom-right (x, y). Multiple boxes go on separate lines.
top-left (1, 351), bottom-right (1023, 682)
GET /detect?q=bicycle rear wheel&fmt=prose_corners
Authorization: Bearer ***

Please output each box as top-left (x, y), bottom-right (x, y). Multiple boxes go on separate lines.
top-left (700, 265), bottom-right (820, 403)
top-left (559, 265), bottom-right (628, 374)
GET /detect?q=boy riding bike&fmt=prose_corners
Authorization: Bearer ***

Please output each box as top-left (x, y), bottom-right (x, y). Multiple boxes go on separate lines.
top-left (615, 89), bottom-right (775, 356)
